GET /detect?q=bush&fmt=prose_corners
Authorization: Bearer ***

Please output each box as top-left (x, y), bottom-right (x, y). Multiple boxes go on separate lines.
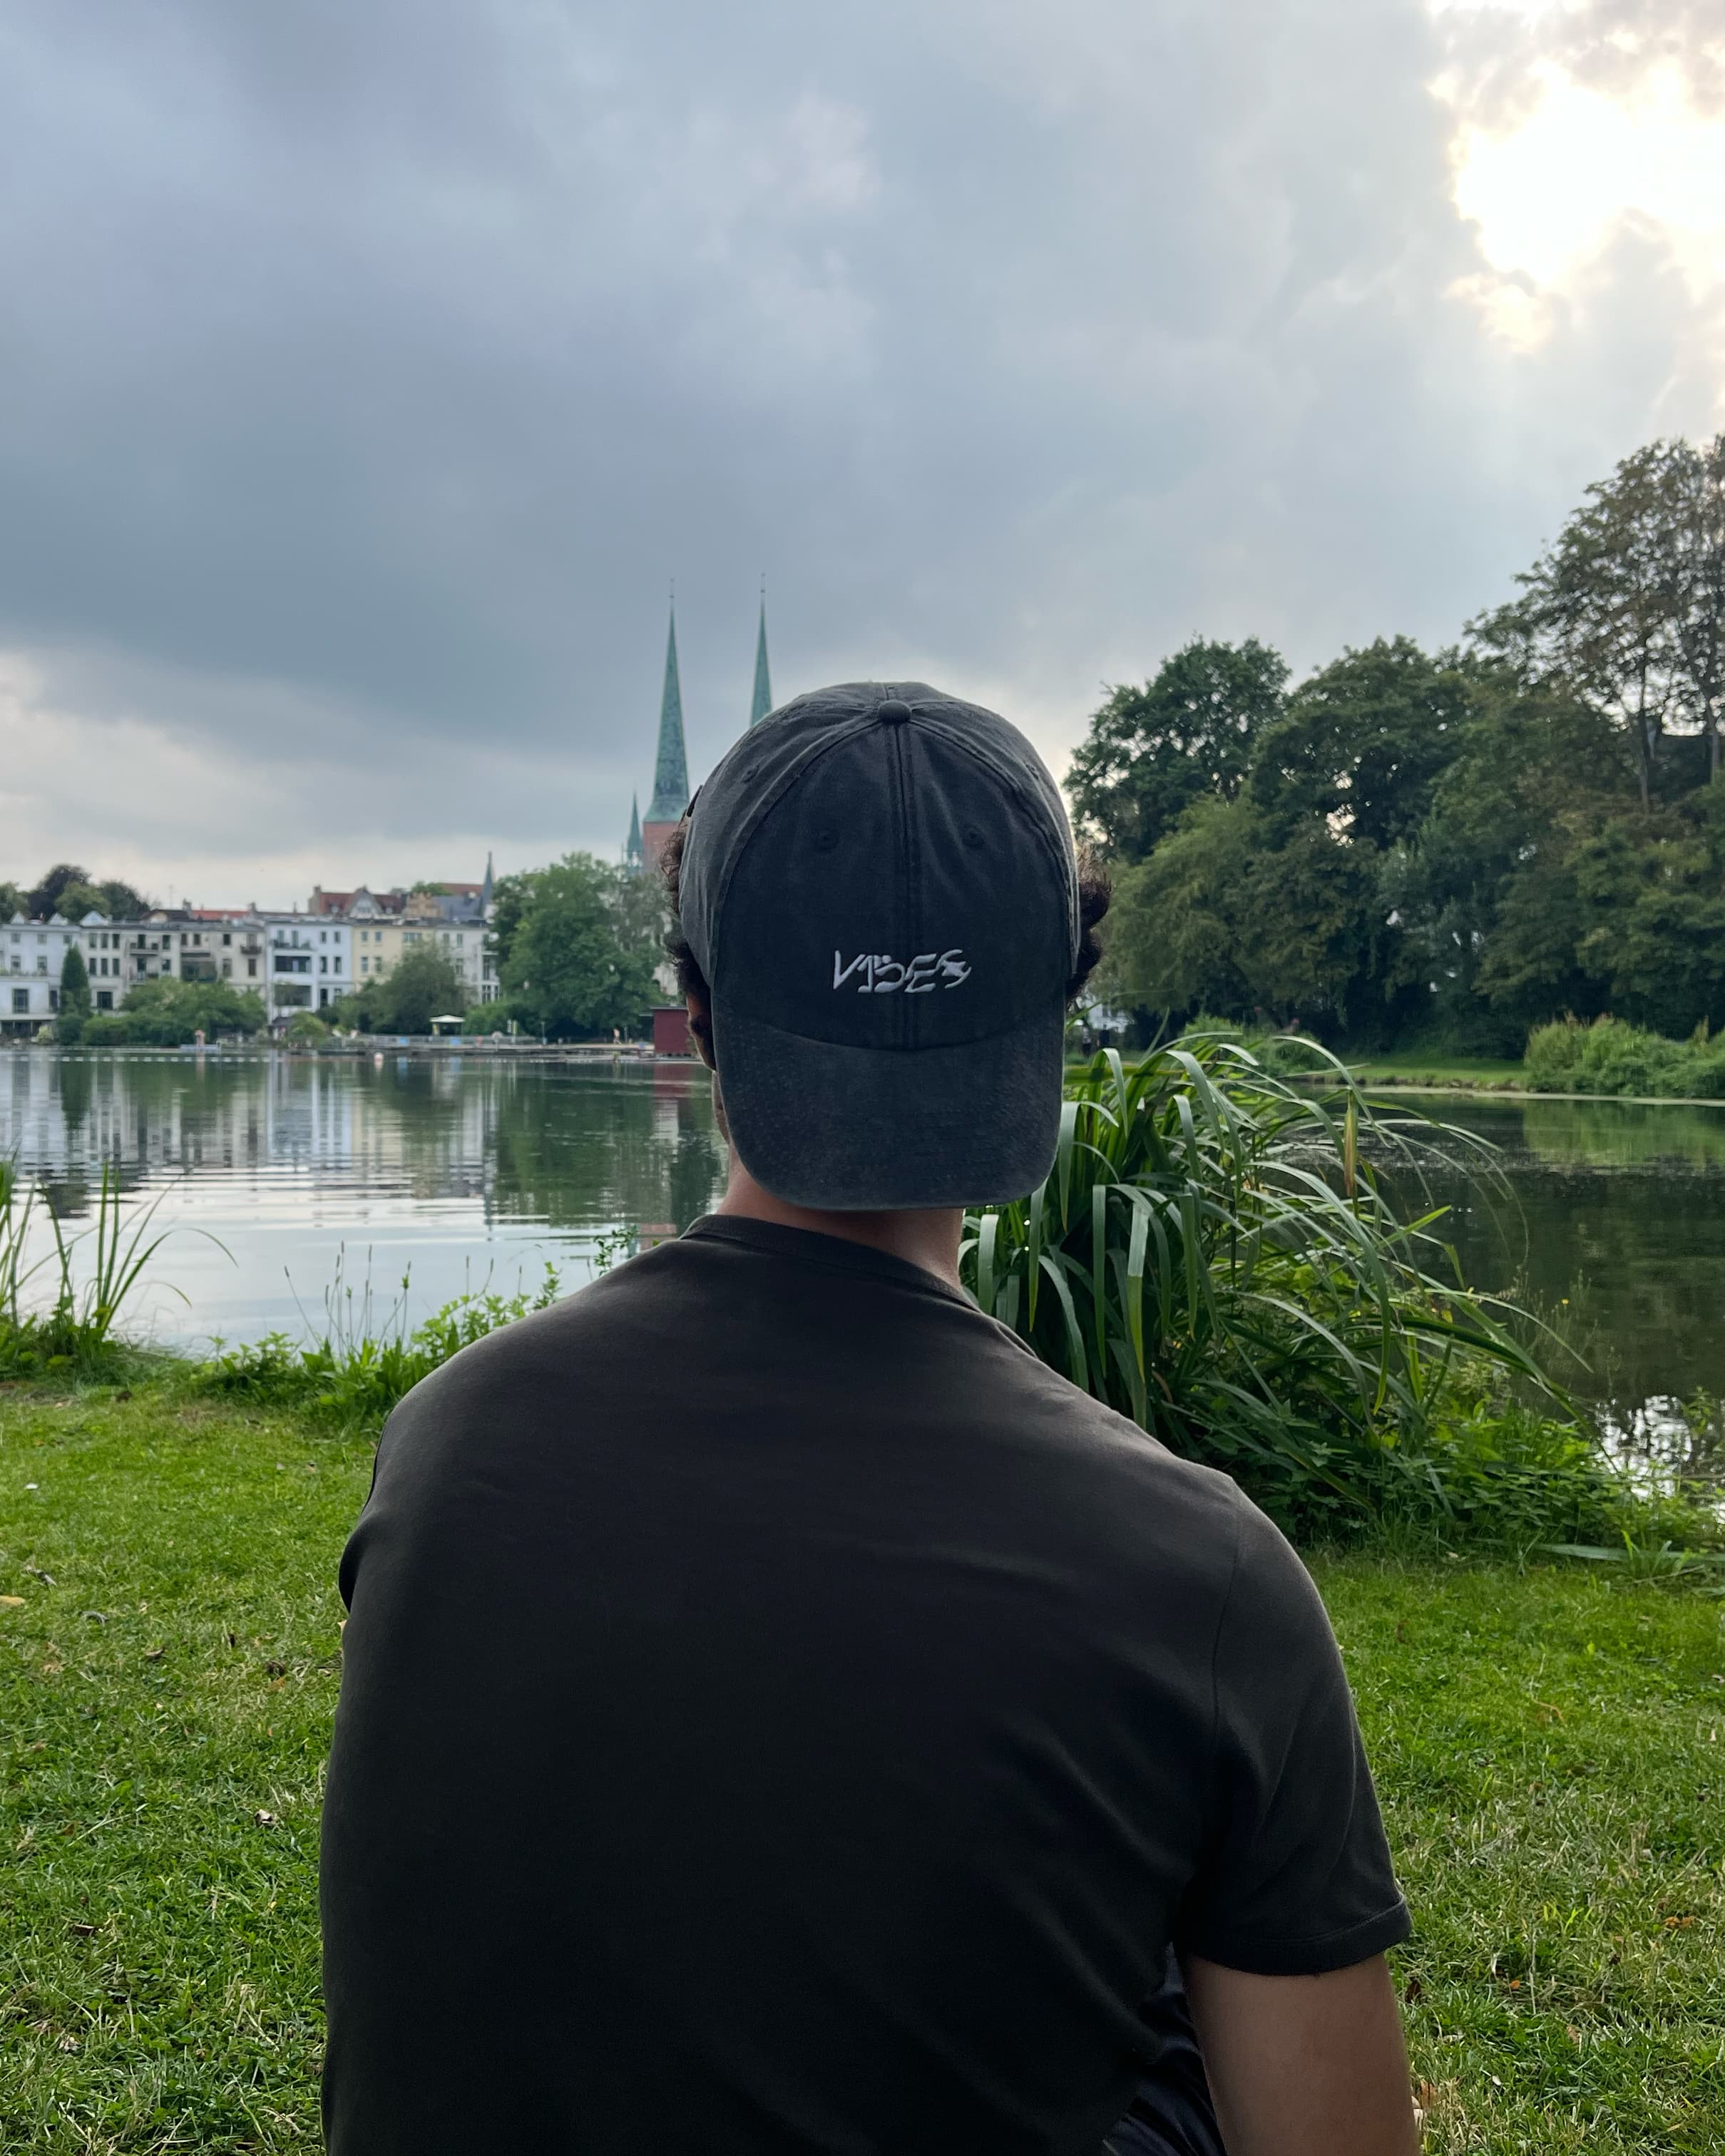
top-left (961, 1039), bottom-right (1596, 1540)
top-left (1525, 1015), bottom-right (1725, 1098)
top-left (329, 943), bottom-right (468, 1037)
top-left (194, 1263), bottom-right (563, 1431)
top-left (284, 1012), bottom-right (331, 1047)
top-left (99, 977), bottom-right (267, 1047)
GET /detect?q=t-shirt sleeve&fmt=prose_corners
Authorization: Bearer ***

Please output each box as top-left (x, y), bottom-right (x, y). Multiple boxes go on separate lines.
top-left (1174, 1498), bottom-right (1411, 1976)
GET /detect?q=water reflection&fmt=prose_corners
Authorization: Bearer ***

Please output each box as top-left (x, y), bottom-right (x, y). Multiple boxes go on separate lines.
top-left (2, 1052), bottom-right (726, 1345)
top-left (1371, 1090), bottom-right (1725, 1426)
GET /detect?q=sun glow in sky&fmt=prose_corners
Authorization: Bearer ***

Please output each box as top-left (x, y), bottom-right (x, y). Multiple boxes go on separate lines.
top-left (1430, 6), bottom-right (1725, 355)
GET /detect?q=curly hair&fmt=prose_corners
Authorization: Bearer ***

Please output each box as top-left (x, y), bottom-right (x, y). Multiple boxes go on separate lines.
top-left (658, 820), bottom-right (1110, 1064)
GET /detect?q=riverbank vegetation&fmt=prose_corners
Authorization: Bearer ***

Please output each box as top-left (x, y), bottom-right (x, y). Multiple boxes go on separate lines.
top-left (68, 981), bottom-right (268, 1051)
top-left (963, 1042), bottom-right (1719, 1548)
top-left (1078, 433), bottom-right (1725, 1068)
top-left (1525, 1017), bottom-right (1725, 1101)
top-left (6, 1037), bottom-right (1718, 1554)
top-left (3, 1382), bottom-right (1721, 2154)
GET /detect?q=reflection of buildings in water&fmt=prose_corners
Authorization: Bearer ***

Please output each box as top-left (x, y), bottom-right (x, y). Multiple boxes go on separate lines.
top-left (1, 1055), bottom-right (727, 1232)
top-left (1, 1055), bottom-right (367, 1207)
top-left (341, 1059), bottom-right (503, 1203)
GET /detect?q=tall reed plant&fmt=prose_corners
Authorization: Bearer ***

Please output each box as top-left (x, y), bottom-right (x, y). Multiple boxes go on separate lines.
top-left (0, 1159), bottom-right (185, 1376)
top-left (962, 1040), bottom-right (1555, 1533)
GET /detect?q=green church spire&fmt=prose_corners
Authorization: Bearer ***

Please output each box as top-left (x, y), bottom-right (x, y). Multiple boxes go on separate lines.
top-left (645, 605), bottom-right (690, 823)
top-left (624, 794), bottom-right (643, 873)
top-left (749, 589), bottom-right (773, 728)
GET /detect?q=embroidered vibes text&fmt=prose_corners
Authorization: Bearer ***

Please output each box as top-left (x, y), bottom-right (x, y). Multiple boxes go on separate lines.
top-left (833, 950), bottom-right (971, 994)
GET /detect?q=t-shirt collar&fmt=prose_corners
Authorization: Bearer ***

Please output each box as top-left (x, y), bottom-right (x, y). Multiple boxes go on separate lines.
top-left (680, 1213), bottom-right (973, 1307)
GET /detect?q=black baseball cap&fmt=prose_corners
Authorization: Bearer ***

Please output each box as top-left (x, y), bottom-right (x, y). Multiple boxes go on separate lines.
top-left (677, 681), bottom-right (1080, 1210)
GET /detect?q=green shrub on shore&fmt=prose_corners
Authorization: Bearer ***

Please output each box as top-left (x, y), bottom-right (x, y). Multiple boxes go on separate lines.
top-left (193, 1261), bottom-right (563, 1431)
top-left (1525, 1015), bottom-right (1725, 1098)
top-left (68, 979), bottom-right (267, 1049)
top-left (961, 1040), bottom-right (1669, 1544)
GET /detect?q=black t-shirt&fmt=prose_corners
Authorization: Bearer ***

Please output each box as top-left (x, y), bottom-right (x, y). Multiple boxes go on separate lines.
top-left (321, 1216), bottom-right (1408, 2155)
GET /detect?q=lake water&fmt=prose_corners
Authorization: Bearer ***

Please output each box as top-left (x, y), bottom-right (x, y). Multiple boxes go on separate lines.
top-left (1381, 1092), bottom-right (1725, 1427)
top-left (4, 1055), bottom-right (1724, 1424)
top-left (2, 1052), bottom-right (726, 1349)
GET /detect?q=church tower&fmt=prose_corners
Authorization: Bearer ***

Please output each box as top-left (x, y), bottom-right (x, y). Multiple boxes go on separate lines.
top-left (749, 590), bottom-right (773, 728)
top-left (641, 605), bottom-right (690, 872)
top-left (623, 794), bottom-right (643, 875)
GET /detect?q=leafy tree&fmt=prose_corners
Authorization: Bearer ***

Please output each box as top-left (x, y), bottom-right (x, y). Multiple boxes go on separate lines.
top-left (1250, 638), bottom-right (1467, 849)
top-left (499, 853), bottom-right (659, 1040)
top-left (1101, 796), bottom-right (1380, 1033)
top-left (1501, 441), bottom-right (1689, 810)
top-left (1067, 638), bottom-right (1289, 861)
top-left (485, 871), bottom-right (536, 982)
top-left (1665, 432), bottom-right (1725, 781)
top-left (53, 881), bottom-right (108, 923)
top-left (331, 943), bottom-right (467, 1035)
top-left (27, 862), bottom-right (93, 919)
top-left (113, 979), bottom-right (267, 1045)
top-left (1382, 673), bottom-right (1628, 1047)
top-left (1562, 788), bottom-right (1725, 1037)
top-left (0, 881), bottom-right (23, 921)
top-left (58, 944), bottom-right (93, 1044)
top-left (98, 878), bottom-right (150, 921)
top-left (19, 865), bottom-right (148, 923)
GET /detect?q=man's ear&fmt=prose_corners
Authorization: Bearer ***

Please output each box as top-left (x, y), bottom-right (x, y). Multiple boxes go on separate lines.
top-left (686, 990), bottom-right (716, 1072)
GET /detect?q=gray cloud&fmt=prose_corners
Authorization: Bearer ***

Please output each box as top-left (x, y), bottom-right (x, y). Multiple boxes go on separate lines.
top-left (0, 0), bottom-right (1719, 900)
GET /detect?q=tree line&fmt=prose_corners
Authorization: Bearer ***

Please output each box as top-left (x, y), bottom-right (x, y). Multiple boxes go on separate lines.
top-left (1072, 434), bottom-right (1725, 1053)
top-left (1, 862), bottom-right (150, 925)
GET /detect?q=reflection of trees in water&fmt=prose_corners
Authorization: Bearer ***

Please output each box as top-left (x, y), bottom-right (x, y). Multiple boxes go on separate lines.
top-left (488, 1063), bottom-right (725, 1231)
top-left (4, 1055), bottom-right (726, 1235)
top-left (1414, 1102), bottom-right (1725, 1413)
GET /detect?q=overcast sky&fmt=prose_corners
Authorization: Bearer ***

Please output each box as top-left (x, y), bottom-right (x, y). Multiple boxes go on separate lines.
top-left (1, 0), bottom-right (1720, 906)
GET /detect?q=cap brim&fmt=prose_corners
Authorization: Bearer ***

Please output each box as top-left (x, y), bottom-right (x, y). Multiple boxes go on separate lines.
top-left (712, 1002), bottom-right (1065, 1211)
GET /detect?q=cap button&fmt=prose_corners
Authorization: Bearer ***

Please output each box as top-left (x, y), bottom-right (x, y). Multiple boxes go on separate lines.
top-left (877, 698), bottom-right (911, 724)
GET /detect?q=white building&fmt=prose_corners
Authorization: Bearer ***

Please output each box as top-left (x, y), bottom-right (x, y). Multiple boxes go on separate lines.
top-left (3, 913), bottom-right (79, 1037)
top-left (1, 905), bottom-right (354, 1037)
top-left (262, 914), bottom-right (352, 1024)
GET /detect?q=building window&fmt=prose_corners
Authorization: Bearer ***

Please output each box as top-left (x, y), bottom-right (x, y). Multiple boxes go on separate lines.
top-left (222, 958), bottom-right (232, 978)
top-left (97, 990), bottom-right (113, 1011)
top-left (247, 958), bottom-right (257, 977)
top-left (222, 933), bottom-right (232, 946)
top-left (11, 989), bottom-right (26, 1014)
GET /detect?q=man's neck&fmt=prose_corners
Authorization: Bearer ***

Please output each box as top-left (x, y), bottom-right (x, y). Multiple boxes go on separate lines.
top-left (713, 1155), bottom-right (966, 1293)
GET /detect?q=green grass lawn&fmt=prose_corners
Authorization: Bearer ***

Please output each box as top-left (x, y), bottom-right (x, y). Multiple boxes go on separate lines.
top-left (1345, 1053), bottom-right (1530, 1089)
top-left (4, 1383), bottom-right (1723, 2153)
